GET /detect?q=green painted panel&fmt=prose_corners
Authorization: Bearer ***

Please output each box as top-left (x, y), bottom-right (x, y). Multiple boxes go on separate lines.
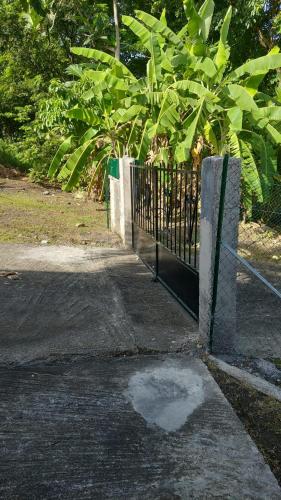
top-left (108, 158), bottom-right (119, 179)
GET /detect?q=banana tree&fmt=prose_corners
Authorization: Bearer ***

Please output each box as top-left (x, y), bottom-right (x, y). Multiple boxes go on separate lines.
top-left (49, 0), bottom-right (281, 212)
top-left (48, 48), bottom-right (139, 194)
top-left (122, 3), bottom-right (281, 209)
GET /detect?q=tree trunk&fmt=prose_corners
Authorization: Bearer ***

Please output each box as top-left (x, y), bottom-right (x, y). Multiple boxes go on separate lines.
top-left (113, 0), bottom-right (120, 61)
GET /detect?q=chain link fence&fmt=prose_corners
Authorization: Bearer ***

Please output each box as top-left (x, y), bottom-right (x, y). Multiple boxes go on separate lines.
top-left (212, 167), bottom-right (281, 358)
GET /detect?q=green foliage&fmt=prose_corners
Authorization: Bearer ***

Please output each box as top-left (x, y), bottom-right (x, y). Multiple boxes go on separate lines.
top-left (0, 140), bottom-right (29, 172)
top-left (47, 2), bottom-right (281, 214)
top-left (48, 136), bottom-right (73, 179)
top-left (0, 0), bottom-right (280, 212)
top-left (0, 0), bottom-right (113, 179)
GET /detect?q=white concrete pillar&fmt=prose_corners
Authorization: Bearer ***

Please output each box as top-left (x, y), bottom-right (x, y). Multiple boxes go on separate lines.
top-left (199, 156), bottom-right (241, 352)
top-left (109, 175), bottom-right (120, 235)
top-left (119, 156), bottom-right (134, 248)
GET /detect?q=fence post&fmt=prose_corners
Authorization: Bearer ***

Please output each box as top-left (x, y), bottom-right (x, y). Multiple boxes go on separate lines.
top-left (109, 175), bottom-right (121, 235)
top-left (119, 156), bottom-right (134, 247)
top-left (199, 156), bottom-right (241, 352)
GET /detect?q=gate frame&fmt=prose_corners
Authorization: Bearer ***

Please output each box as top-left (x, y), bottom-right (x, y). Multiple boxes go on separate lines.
top-left (130, 162), bottom-right (200, 319)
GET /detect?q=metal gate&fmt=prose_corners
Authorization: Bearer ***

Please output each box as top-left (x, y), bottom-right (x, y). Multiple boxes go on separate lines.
top-left (130, 163), bottom-right (200, 319)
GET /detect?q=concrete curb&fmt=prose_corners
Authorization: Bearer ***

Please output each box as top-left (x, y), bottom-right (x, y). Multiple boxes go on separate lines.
top-left (209, 355), bottom-right (281, 402)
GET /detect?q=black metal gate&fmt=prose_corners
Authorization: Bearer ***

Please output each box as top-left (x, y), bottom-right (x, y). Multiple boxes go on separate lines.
top-left (130, 163), bottom-right (200, 319)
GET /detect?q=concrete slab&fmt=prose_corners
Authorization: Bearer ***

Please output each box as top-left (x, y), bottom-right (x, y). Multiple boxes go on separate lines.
top-left (0, 355), bottom-right (279, 499)
top-left (0, 244), bottom-right (198, 364)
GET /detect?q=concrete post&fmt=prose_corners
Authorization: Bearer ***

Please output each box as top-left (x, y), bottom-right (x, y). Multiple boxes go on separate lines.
top-left (119, 156), bottom-right (134, 248)
top-left (109, 175), bottom-right (120, 235)
top-left (199, 156), bottom-right (241, 353)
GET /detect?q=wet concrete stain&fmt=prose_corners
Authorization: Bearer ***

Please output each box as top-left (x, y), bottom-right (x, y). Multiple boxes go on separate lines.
top-left (127, 363), bottom-right (205, 432)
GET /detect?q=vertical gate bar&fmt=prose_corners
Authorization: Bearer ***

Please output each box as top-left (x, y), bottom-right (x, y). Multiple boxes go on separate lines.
top-left (150, 169), bottom-right (155, 238)
top-left (135, 167), bottom-right (138, 226)
top-left (138, 167), bottom-right (141, 228)
top-left (159, 167), bottom-right (162, 243)
top-left (141, 168), bottom-right (143, 228)
top-left (136, 167), bottom-right (139, 227)
top-left (138, 168), bottom-right (141, 227)
top-left (164, 165), bottom-right (166, 245)
top-left (144, 168), bottom-right (147, 233)
top-left (148, 168), bottom-right (151, 234)
top-left (142, 169), bottom-right (147, 232)
top-left (144, 168), bottom-right (146, 233)
top-left (143, 168), bottom-right (145, 231)
top-left (146, 168), bottom-right (148, 233)
top-left (150, 168), bottom-right (153, 235)
top-left (183, 170), bottom-right (187, 263)
top-left (154, 168), bottom-right (159, 277)
top-left (161, 167), bottom-right (164, 243)
top-left (179, 168), bottom-right (182, 260)
top-left (188, 172), bottom-right (192, 265)
top-left (161, 166), bottom-right (165, 243)
top-left (168, 165), bottom-right (170, 249)
top-left (190, 173), bottom-right (197, 268)
top-left (142, 167), bottom-right (145, 231)
top-left (141, 168), bottom-right (144, 230)
top-left (164, 166), bottom-right (167, 246)
top-left (141, 167), bottom-right (143, 229)
top-left (194, 172), bottom-right (199, 269)
top-left (139, 167), bottom-right (142, 229)
top-left (174, 164), bottom-right (178, 256)
top-left (151, 168), bottom-right (153, 235)
top-left (147, 168), bottom-right (149, 233)
top-left (165, 164), bottom-right (169, 248)
top-left (148, 168), bottom-right (150, 234)
top-left (130, 163), bottom-right (134, 247)
top-left (148, 168), bottom-right (153, 234)
top-left (163, 166), bottom-right (166, 245)
top-left (135, 167), bottom-right (137, 225)
top-left (190, 174), bottom-right (196, 268)
top-left (147, 168), bottom-right (149, 234)
top-left (138, 167), bottom-right (141, 227)
top-left (170, 166), bottom-right (173, 251)
top-left (138, 168), bottom-right (140, 227)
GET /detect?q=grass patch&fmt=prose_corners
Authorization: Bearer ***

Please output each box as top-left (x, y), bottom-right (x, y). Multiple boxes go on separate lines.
top-left (0, 178), bottom-right (120, 247)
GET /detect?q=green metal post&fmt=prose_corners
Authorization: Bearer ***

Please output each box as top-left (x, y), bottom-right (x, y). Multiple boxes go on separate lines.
top-left (105, 161), bottom-right (110, 230)
top-left (209, 154), bottom-right (229, 352)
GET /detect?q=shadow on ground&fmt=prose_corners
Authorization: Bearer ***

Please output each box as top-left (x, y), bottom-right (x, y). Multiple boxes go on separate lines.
top-left (0, 245), bottom-right (198, 364)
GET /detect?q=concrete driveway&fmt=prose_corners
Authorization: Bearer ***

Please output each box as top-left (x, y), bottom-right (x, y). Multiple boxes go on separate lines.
top-left (0, 244), bottom-right (198, 364)
top-left (0, 244), bottom-right (280, 498)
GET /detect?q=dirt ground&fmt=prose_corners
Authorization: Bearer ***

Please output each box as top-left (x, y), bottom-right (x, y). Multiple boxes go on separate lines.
top-left (239, 221), bottom-right (281, 264)
top-left (0, 172), bottom-right (120, 247)
top-left (207, 361), bottom-right (281, 486)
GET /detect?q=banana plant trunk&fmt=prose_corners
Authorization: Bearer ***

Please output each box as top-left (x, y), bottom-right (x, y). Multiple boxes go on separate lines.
top-left (113, 0), bottom-right (120, 61)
